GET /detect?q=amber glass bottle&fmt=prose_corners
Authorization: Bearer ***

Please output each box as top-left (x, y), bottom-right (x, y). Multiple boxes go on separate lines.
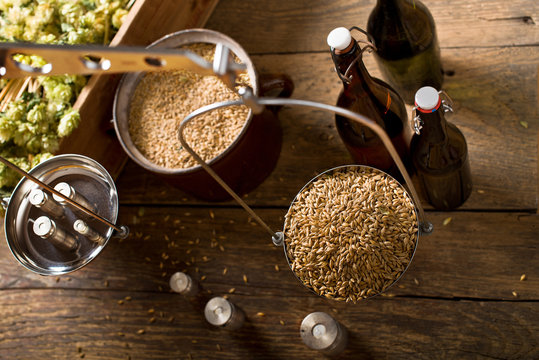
top-left (367, 0), bottom-right (443, 104)
top-left (410, 86), bottom-right (472, 210)
top-left (327, 27), bottom-right (409, 178)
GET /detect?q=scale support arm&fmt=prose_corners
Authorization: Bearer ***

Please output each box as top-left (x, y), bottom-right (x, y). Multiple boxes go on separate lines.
top-left (0, 42), bottom-right (245, 90)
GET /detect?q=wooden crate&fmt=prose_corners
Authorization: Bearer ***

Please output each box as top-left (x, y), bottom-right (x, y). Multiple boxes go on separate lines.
top-left (58, 0), bottom-right (220, 179)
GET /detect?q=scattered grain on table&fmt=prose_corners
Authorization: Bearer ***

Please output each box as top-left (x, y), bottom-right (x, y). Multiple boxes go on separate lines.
top-left (443, 217), bottom-right (452, 226)
top-left (520, 274), bottom-right (527, 281)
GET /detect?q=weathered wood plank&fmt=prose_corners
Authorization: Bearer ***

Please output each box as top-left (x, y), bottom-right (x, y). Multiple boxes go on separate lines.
top-left (205, 0), bottom-right (539, 54)
top-left (1, 209), bottom-right (537, 302)
top-left (0, 289), bottom-right (536, 359)
top-left (116, 46), bottom-right (538, 210)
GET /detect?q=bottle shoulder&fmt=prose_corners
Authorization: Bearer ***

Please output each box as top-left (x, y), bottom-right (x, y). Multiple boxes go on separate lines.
top-left (367, 0), bottom-right (437, 56)
top-left (411, 118), bottom-right (468, 171)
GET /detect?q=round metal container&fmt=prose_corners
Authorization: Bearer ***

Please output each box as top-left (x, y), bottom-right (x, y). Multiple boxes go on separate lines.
top-left (282, 165), bottom-right (420, 301)
top-left (3, 154), bottom-right (119, 275)
top-left (113, 28), bottom-right (293, 201)
top-left (300, 312), bottom-right (348, 355)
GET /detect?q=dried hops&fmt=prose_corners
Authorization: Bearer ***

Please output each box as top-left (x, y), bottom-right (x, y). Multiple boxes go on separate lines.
top-left (128, 43), bottom-right (252, 169)
top-left (283, 166), bottom-right (418, 302)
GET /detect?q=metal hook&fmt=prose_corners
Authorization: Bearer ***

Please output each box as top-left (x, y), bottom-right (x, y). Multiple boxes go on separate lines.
top-left (439, 90), bottom-right (454, 113)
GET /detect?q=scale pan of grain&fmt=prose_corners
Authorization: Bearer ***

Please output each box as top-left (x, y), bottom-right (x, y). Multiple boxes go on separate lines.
top-left (113, 29), bottom-right (293, 201)
top-left (282, 165), bottom-right (419, 302)
top-left (176, 93), bottom-right (430, 302)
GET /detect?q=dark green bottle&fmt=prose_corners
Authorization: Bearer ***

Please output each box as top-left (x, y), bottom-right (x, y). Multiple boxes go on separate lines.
top-left (367, 0), bottom-right (443, 104)
top-left (411, 86), bottom-right (472, 210)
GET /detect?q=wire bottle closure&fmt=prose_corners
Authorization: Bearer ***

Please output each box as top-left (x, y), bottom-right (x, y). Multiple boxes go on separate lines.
top-left (330, 26), bottom-right (377, 84)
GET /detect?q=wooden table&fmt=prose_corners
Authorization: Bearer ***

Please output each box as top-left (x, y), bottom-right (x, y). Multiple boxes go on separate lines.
top-left (1, 0), bottom-right (537, 358)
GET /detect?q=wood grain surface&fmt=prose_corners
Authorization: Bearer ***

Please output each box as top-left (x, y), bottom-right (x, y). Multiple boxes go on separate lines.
top-left (1, 0), bottom-right (538, 359)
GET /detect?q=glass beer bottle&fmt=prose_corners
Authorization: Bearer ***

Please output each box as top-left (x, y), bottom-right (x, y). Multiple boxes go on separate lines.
top-left (411, 86), bottom-right (472, 210)
top-left (327, 27), bottom-right (409, 178)
top-left (367, 0), bottom-right (443, 104)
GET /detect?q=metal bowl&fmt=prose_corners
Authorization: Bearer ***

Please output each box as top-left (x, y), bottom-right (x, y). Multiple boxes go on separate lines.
top-left (3, 154), bottom-right (118, 275)
top-left (113, 29), bottom-right (288, 201)
top-left (282, 165), bottom-right (420, 302)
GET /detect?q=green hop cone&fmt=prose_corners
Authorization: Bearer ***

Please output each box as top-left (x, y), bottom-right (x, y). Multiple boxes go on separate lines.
top-left (57, 108), bottom-right (80, 137)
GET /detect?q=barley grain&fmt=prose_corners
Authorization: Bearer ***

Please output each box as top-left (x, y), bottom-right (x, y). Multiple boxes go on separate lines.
top-left (129, 43), bottom-right (252, 169)
top-left (283, 167), bottom-right (418, 303)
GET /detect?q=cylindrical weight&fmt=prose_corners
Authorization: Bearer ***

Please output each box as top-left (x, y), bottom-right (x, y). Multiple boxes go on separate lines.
top-left (33, 216), bottom-right (79, 252)
top-left (300, 312), bottom-right (348, 355)
top-left (169, 272), bottom-right (199, 296)
top-left (28, 188), bottom-right (64, 218)
top-left (204, 297), bottom-right (244, 330)
top-left (53, 182), bottom-right (97, 213)
top-left (73, 219), bottom-right (105, 245)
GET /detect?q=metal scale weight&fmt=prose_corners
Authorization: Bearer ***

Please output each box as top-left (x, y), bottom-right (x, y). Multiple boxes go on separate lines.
top-left (0, 33), bottom-right (432, 294)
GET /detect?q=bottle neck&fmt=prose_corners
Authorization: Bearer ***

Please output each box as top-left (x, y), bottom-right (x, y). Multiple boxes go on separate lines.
top-left (376, 0), bottom-right (404, 13)
top-left (333, 40), bottom-right (372, 91)
top-left (418, 107), bottom-right (448, 142)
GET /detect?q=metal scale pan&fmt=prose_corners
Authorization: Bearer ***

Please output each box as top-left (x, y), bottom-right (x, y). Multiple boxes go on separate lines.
top-left (178, 93), bottom-right (433, 302)
top-left (3, 154), bottom-right (122, 275)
